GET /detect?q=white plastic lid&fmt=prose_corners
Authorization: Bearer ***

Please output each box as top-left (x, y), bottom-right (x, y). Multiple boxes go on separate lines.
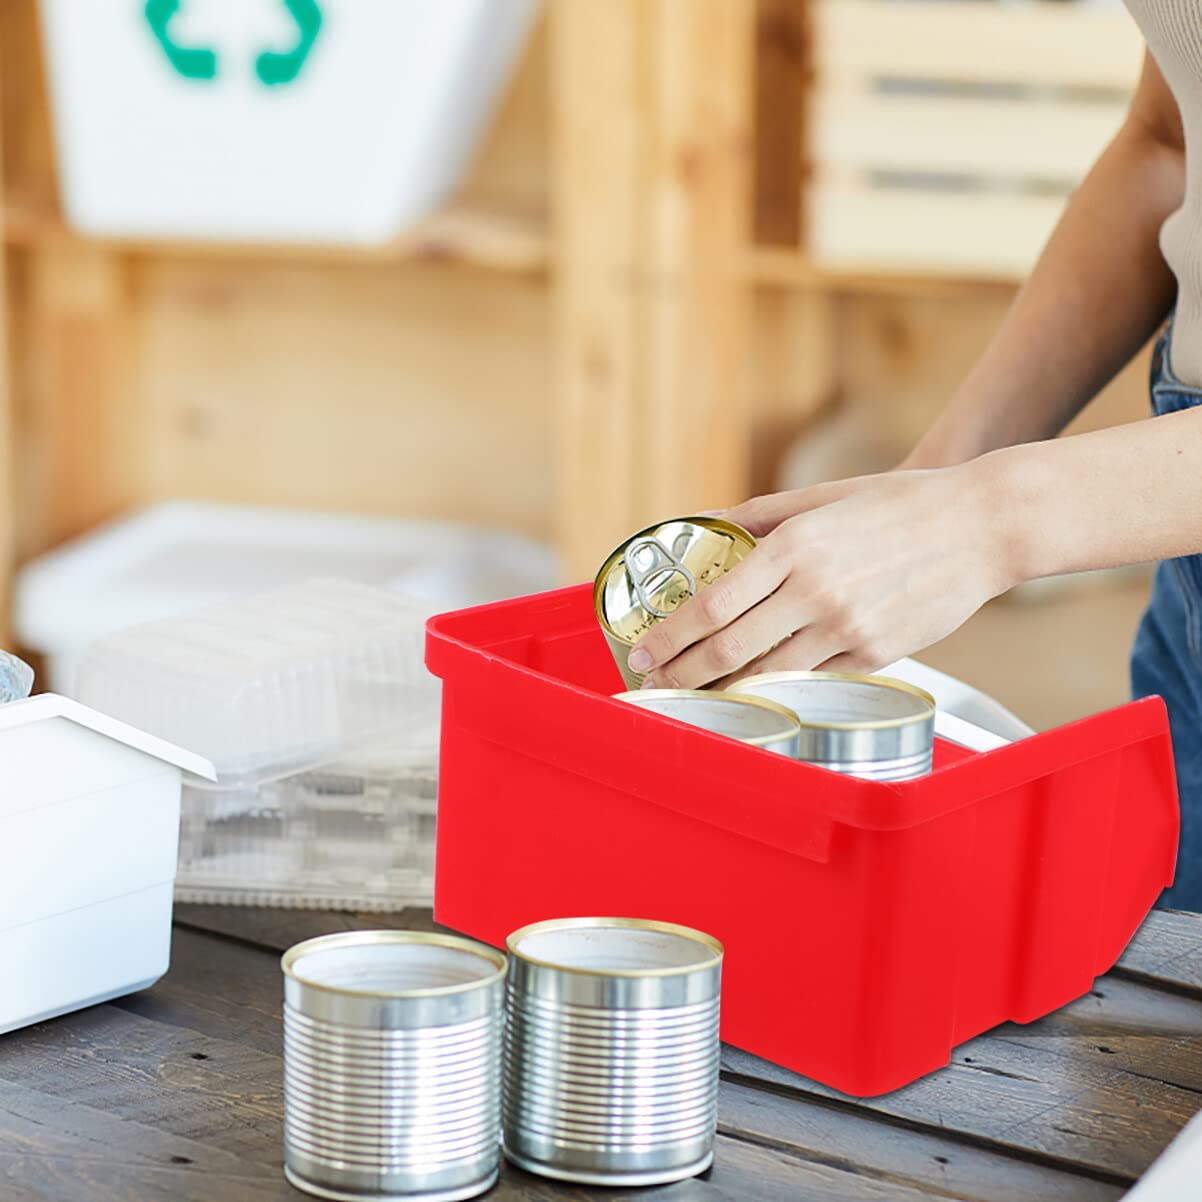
top-left (75, 579), bottom-right (440, 789)
top-left (14, 500), bottom-right (556, 664)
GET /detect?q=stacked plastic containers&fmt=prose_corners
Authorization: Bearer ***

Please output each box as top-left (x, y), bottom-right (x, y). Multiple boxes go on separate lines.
top-left (76, 580), bottom-right (441, 910)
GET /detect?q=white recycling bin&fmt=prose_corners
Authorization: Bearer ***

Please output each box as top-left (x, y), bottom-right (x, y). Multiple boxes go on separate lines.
top-left (38, 0), bottom-right (539, 243)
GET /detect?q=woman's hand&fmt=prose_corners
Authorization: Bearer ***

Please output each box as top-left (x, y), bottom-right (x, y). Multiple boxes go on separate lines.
top-left (630, 459), bottom-right (1017, 689)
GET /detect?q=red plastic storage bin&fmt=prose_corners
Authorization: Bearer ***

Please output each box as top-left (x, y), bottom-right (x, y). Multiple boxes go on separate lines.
top-left (426, 584), bottom-right (1179, 1096)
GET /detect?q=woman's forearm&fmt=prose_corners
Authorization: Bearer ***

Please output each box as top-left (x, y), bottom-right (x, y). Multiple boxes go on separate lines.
top-left (984, 407), bottom-right (1202, 586)
top-left (639, 411), bottom-right (1202, 690)
top-left (906, 58), bottom-right (1184, 469)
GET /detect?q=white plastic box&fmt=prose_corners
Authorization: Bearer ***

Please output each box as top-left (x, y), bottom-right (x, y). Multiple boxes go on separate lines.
top-left (38, 0), bottom-right (539, 243)
top-left (76, 580), bottom-right (443, 910)
top-left (14, 500), bottom-right (557, 695)
top-left (0, 695), bottom-right (213, 1034)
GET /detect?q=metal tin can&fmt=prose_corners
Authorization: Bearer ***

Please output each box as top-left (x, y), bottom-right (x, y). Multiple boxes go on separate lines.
top-left (594, 516), bottom-right (756, 689)
top-left (502, 917), bottom-right (723, 1187)
top-left (615, 689), bottom-right (801, 757)
top-left (281, 930), bottom-right (507, 1202)
top-left (728, 671), bottom-right (936, 780)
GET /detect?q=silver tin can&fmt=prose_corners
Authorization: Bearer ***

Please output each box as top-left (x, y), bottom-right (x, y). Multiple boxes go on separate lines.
top-left (281, 930), bottom-right (507, 1202)
top-left (728, 671), bottom-right (936, 780)
top-left (594, 517), bottom-right (756, 689)
top-left (502, 917), bottom-right (724, 1187)
top-left (615, 689), bottom-right (801, 757)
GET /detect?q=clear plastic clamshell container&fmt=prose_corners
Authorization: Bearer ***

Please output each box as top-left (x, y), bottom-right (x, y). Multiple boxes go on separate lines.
top-left (76, 580), bottom-right (440, 910)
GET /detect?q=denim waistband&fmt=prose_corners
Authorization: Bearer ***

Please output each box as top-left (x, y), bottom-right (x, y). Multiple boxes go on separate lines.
top-left (1151, 318), bottom-right (1202, 410)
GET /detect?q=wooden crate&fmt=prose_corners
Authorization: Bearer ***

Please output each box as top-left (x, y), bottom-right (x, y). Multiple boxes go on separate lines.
top-left (807, 0), bottom-right (1144, 278)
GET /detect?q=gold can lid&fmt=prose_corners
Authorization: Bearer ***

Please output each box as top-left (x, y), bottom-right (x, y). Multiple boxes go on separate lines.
top-left (593, 516), bottom-right (756, 646)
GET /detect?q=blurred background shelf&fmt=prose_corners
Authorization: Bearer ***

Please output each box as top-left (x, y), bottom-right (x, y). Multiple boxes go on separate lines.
top-left (2, 190), bottom-right (550, 274)
top-left (747, 246), bottom-right (1023, 296)
top-left (6, 188), bottom-right (1034, 293)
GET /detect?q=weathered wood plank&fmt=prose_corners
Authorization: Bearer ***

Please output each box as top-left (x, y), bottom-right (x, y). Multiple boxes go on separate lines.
top-left (0, 1140), bottom-right (957, 1202)
top-left (1118, 908), bottom-right (1202, 994)
top-left (0, 1079), bottom-right (277, 1181)
top-left (0, 1158), bottom-right (294, 1202)
top-left (114, 927), bottom-right (287, 1056)
top-left (0, 1008), bottom-right (284, 1168)
top-left (722, 1026), bottom-right (1197, 1186)
top-left (1030, 975), bottom-right (1202, 1039)
top-left (718, 1080), bottom-right (1124, 1202)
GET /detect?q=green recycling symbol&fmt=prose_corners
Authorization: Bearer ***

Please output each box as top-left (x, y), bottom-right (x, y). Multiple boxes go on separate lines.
top-left (144, 0), bottom-right (323, 87)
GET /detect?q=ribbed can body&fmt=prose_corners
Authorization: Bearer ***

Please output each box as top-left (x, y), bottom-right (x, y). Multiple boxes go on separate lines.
top-left (811, 747), bottom-right (933, 782)
top-left (729, 671), bottom-right (937, 782)
top-left (502, 918), bottom-right (723, 1187)
top-left (281, 931), bottom-right (506, 1202)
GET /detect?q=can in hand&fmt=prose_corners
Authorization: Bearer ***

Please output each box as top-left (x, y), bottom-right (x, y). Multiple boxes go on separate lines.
top-left (281, 930), bottom-right (507, 1202)
top-left (594, 516), bottom-right (756, 689)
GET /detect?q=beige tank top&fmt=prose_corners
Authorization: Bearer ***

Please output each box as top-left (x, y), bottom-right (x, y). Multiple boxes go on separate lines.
top-left (1125, 0), bottom-right (1202, 384)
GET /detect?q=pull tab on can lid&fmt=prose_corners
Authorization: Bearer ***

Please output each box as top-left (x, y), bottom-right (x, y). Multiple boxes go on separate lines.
top-left (624, 535), bottom-right (699, 618)
top-left (593, 517), bottom-right (756, 688)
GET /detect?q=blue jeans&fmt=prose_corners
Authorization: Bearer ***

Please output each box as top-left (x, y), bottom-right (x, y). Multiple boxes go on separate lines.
top-left (1131, 323), bottom-right (1202, 911)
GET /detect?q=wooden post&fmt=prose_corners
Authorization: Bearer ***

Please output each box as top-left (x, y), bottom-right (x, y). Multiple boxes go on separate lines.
top-left (754, 0), bottom-right (808, 248)
top-left (20, 241), bottom-right (138, 556)
top-left (552, 0), bottom-right (755, 582)
top-left (0, 52), bottom-right (14, 640)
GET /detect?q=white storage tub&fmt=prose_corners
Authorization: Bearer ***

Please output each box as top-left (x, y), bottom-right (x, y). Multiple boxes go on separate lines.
top-left (0, 695), bottom-right (213, 1034)
top-left (38, 0), bottom-right (539, 243)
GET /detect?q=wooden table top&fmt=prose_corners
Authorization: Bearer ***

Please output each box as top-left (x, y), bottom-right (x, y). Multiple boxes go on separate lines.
top-left (4, 904), bottom-right (1201, 1201)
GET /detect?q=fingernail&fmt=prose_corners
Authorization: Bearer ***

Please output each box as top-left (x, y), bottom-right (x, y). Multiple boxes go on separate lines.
top-left (639, 676), bottom-right (657, 690)
top-left (628, 648), bottom-right (652, 673)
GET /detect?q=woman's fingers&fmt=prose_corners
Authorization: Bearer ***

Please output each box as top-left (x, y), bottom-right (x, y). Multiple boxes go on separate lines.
top-left (725, 479), bottom-right (865, 538)
top-left (723, 494), bottom-right (802, 538)
top-left (629, 538), bottom-right (791, 677)
top-left (713, 625), bottom-right (852, 688)
top-left (642, 595), bottom-right (808, 690)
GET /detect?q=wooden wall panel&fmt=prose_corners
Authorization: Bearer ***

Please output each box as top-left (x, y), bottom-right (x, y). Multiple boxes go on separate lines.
top-left (0, 0), bottom-right (57, 219)
top-left (749, 287), bottom-right (836, 491)
top-left (13, 242), bottom-right (138, 554)
top-left (776, 290), bottom-right (1153, 490)
top-left (130, 257), bottom-right (553, 538)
